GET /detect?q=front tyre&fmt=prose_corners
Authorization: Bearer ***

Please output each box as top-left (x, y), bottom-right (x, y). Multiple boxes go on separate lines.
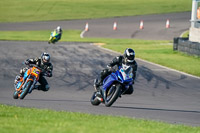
top-left (90, 92), bottom-right (101, 106)
top-left (105, 84), bottom-right (121, 107)
top-left (48, 36), bottom-right (54, 44)
top-left (19, 81), bottom-right (33, 99)
top-left (13, 91), bottom-right (18, 99)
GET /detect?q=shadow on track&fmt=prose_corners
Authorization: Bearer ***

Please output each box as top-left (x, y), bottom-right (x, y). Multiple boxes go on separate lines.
top-left (112, 106), bottom-right (200, 114)
top-left (137, 66), bottom-right (187, 89)
top-left (25, 98), bottom-right (89, 103)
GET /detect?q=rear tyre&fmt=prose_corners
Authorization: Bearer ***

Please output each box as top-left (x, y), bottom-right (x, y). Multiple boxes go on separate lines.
top-left (105, 84), bottom-right (121, 107)
top-left (13, 91), bottom-right (18, 99)
top-left (19, 81), bottom-right (33, 99)
top-left (90, 92), bottom-right (101, 106)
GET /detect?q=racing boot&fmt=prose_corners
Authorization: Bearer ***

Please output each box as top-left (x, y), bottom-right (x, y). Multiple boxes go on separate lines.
top-left (14, 75), bottom-right (22, 85)
top-left (33, 85), bottom-right (40, 90)
top-left (28, 85), bottom-right (39, 93)
top-left (94, 79), bottom-right (103, 91)
top-left (33, 85), bottom-right (49, 92)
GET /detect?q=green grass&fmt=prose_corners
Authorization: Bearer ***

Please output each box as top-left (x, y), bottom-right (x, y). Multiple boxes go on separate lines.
top-left (0, 0), bottom-right (199, 132)
top-left (104, 43), bottom-right (200, 76)
top-left (0, 30), bottom-right (199, 77)
top-left (0, 104), bottom-right (199, 133)
top-left (181, 31), bottom-right (189, 38)
top-left (0, 0), bottom-right (191, 22)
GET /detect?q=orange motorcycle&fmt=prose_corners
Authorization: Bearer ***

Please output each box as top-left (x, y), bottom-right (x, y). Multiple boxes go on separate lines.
top-left (13, 65), bottom-right (45, 99)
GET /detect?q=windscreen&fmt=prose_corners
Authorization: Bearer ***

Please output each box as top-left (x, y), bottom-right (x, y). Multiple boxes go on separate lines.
top-left (119, 64), bottom-right (133, 80)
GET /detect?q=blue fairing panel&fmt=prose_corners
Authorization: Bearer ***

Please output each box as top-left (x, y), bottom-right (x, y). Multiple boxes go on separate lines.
top-left (23, 70), bottom-right (29, 80)
top-left (103, 73), bottom-right (118, 91)
top-left (16, 82), bottom-right (22, 89)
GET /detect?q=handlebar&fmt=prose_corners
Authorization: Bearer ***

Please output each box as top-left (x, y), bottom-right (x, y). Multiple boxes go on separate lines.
top-left (28, 64), bottom-right (42, 70)
top-left (22, 62), bottom-right (51, 77)
top-left (28, 64), bottom-right (50, 76)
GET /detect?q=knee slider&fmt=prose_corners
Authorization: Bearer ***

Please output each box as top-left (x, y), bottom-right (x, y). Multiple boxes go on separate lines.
top-left (19, 69), bottom-right (23, 75)
top-left (44, 84), bottom-right (50, 91)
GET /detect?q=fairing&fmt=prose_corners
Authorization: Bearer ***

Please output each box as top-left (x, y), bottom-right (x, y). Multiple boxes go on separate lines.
top-left (102, 64), bottom-right (133, 91)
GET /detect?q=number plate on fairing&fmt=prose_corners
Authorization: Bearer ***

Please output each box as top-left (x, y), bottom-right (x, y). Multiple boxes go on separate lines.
top-left (120, 64), bottom-right (133, 80)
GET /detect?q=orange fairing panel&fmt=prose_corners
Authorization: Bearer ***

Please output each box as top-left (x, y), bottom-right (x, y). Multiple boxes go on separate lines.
top-left (31, 67), bottom-right (41, 80)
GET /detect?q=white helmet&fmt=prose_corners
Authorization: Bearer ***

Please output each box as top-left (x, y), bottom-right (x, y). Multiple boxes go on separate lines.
top-left (56, 26), bottom-right (62, 33)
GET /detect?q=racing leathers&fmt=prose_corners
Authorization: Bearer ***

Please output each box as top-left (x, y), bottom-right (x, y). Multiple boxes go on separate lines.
top-left (53, 30), bottom-right (62, 42)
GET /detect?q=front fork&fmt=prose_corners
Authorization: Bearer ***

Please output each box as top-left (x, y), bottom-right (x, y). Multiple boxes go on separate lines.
top-left (15, 75), bottom-right (30, 92)
top-left (28, 77), bottom-right (36, 93)
top-left (15, 75), bottom-right (36, 93)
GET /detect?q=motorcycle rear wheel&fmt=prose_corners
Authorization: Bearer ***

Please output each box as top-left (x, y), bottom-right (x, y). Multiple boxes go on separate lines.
top-left (90, 92), bottom-right (101, 106)
top-left (19, 81), bottom-right (33, 99)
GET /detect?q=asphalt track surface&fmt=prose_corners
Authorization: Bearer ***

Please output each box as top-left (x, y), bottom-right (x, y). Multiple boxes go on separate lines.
top-left (0, 12), bottom-right (200, 126)
top-left (0, 12), bottom-right (191, 40)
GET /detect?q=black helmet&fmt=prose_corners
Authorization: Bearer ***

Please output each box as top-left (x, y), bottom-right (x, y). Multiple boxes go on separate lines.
top-left (41, 52), bottom-right (50, 64)
top-left (124, 48), bottom-right (135, 63)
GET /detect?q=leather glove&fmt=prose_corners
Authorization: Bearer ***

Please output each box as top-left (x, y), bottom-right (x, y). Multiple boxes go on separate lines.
top-left (24, 59), bottom-right (30, 65)
top-left (107, 65), bottom-right (114, 72)
top-left (47, 72), bottom-right (52, 77)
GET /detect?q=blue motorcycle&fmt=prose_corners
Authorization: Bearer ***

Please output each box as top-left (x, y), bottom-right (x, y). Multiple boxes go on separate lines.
top-left (90, 64), bottom-right (134, 107)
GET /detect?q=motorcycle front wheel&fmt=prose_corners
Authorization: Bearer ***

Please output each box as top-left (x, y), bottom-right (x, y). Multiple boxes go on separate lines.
top-left (49, 37), bottom-right (56, 44)
top-left (105, 84), bottom-right (121, 107)
top-left (13, 91), bottom-right (18, 99)
top-left (19, 81), bottom-right (33, 99)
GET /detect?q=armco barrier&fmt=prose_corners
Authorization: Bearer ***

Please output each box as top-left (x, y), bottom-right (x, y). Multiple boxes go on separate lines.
top-left (173, 37), bottom-right (200, 56)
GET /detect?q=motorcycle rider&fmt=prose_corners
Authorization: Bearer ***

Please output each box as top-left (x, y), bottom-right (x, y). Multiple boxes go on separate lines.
top-left (55, 26), bottom-right (62, 41)
top-left (14, 52), bottom-right (53, 92)
top-left (94, 48), bottom-right (137, 95)
top-left (49, 26), bottom-right (62, 44)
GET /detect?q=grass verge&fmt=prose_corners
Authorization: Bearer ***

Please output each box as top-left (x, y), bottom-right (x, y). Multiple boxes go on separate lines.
top-left (181, 30), bottom-right (189, 38)
top-left (0, 30), bottom-right (199, 77)
top-left (0, 104), bottom-right (199, 133)
top-left (0, 0), bottom-right (191, 22)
